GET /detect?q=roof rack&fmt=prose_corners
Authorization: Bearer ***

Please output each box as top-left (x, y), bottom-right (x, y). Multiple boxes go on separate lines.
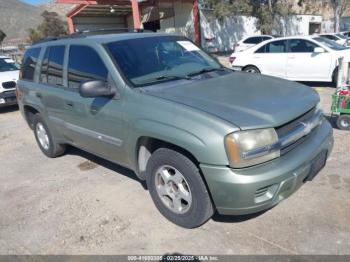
top-left (32, 28), bottom-right (153, 45)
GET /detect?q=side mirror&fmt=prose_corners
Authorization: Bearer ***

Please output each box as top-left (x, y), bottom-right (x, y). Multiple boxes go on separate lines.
top-left (314, 47), bottom-right (325, 53)
top-left (79, 80), bottom-right (116, 98)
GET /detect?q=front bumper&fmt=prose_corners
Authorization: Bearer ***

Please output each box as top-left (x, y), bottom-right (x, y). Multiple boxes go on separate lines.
top-left (201, 119), bottom-right (333, 215)
top-left (0, 90), bottom-right (17, 107)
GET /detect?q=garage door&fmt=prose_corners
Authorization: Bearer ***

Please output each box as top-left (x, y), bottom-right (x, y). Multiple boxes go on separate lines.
top-left (73, 16), bottom-right (127, 32)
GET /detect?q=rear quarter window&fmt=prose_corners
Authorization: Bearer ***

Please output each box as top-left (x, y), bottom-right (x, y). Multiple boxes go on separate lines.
top-left (243, 37), bottom-right (262, 44)
top-left (21, 47), bottom-right (41, 81)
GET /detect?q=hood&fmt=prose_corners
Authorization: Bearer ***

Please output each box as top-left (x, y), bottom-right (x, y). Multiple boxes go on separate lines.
top-left (145, 72), bottom-right (319, 130)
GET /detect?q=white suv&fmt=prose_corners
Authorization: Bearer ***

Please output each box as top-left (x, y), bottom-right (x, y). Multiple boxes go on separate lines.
top-left (0, 56), bottom-right (20, 107)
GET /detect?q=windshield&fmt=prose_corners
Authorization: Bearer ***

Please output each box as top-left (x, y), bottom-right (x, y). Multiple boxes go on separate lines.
top-left (336, 33), bottom-right (347, 39)
top-left (106, 36), bottom-right (222, 87)
top-left (0, 58), bottom-right (20, 72)
top-left (313, 37), bottom-right (348, 50)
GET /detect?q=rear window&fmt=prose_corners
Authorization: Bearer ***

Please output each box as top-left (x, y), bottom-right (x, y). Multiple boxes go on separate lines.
top-left (243, 37), bottom-right (262, 44)
top-left (40, 45), bottom-right (65, 86)
top-left (21, 48), bottom-right (41, 81)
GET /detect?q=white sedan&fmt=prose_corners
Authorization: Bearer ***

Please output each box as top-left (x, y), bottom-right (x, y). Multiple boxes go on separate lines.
top-left (229, 36), bottom-right (350, 82)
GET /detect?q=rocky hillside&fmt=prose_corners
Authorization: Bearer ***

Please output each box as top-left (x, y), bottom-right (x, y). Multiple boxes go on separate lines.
top-left (0, 0), bottom-right (73, 41)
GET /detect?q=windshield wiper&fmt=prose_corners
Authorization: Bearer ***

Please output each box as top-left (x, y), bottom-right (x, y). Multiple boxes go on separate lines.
top-left (186, 67), bottom-right (226, 78)
top-left (137, 74), bottom-right (190, 86)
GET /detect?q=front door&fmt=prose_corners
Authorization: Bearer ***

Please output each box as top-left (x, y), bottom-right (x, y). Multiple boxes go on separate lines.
top-left (63, 45), bottom-right (128, 165)
top-left (286, 39), bottom-right (332, 81)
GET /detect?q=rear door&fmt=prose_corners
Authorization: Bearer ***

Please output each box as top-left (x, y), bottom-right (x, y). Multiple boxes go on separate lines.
top-left (252, 40), bottom-right (288, 78)
top-left (63, 45), bottom-right (127, 165)
top-left (286, 39), bottom-right (332, 81)
top-left (37, 45), bottom-right (70, 139)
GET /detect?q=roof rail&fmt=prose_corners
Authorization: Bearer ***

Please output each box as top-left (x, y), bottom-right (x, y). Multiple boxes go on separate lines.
top-left (32, 28), bottom-right (153, 45)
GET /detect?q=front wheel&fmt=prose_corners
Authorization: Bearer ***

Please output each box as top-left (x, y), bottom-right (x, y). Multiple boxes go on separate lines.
top-left (146, 148), bottom-right (214, 228)
top-left (337, 115), bottom-right (350, 130)
top-left (243, 65), bottom-right (260, 74)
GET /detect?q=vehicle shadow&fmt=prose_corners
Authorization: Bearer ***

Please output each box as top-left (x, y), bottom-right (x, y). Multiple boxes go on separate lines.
top-left (0, 105), bottom-right (18, 113)
top-left (298, 81), bottom-right (336, 88)
top-left (211, 209), bottom-right (268, 223)
top-left (65, 145), bottom-right (148, 190)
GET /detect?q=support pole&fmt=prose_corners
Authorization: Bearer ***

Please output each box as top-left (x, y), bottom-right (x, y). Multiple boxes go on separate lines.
top-left (193, 0), bottom-right (201, 47)
top-left (131, 0), bottom-right (141, 29)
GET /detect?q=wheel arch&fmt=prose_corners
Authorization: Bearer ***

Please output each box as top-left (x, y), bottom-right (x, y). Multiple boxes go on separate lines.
top-left (23, 105), bottom-right (41, 129)
top-left (136, 136), bottom-right (200, 181)
top-left (242, 64), bottom-right (261, 73)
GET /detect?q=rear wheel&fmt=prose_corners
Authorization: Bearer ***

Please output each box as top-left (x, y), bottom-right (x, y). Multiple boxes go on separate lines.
top-left (33, 114), bottom-right (66, 157)
top-left (337, 114), bottom-right (350, 130)
top-left (146, 148), bottom-right (214, 228)
top-left (243, 65), bottom-right (260, 74)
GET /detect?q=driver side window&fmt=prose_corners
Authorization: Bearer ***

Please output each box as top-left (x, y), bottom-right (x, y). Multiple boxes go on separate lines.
top-left (289, 39), bottom-right (318, 53)
top-left (68, 45), bottom-right (108, 89)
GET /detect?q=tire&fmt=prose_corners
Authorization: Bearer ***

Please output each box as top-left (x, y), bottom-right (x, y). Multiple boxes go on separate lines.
top-left (146, 148), bottom-right (214, 228)
top-left (243, 65), bottom-right (260, 74)
top-left (33, 114), bottom-right (66, 158)
top-left (337, 115), bottom-right (350, 130)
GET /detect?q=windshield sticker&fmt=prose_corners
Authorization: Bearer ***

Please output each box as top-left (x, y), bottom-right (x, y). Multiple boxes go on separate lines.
top-left (177, 41), bottom-right (200, 51)
top-left (4, 59), bottom-right (15, 64)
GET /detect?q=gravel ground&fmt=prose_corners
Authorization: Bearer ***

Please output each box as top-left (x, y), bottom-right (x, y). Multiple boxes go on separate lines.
top-left (0, 73), bottom-right (349, 255)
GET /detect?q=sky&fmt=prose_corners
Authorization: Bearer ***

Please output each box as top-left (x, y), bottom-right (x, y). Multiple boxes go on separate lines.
top-left (20, 0), bottom-right (50, 5)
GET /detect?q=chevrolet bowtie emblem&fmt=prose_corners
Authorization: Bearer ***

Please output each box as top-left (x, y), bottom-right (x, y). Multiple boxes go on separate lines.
top-left (300, 122), bottom-right (313, 136)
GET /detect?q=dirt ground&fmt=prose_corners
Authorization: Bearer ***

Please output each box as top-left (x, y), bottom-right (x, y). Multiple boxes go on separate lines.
top-left (0, 73), bottom-right (349, 255)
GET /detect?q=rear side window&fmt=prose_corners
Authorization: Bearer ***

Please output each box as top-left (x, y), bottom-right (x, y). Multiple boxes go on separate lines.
top-left (40, 45), bottom-right (65, 86)
top-left (68, 45), bottom-right (108, 89)
top-left (21, 48), bottom-right (41, 81)
top-left (322, 35), bottom-right (338, 41)
top-left (256, 40), bottom-right (287, 53)
top-left (243, 37), bottom-right (262, 44)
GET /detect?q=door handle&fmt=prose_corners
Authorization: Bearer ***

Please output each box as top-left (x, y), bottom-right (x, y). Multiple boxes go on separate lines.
top-left (288, 56), bottom-right (296, 59)
top-left (66, 101), bottom-right (74, 107)
top-left (36, 93), bottom-right (42, 99)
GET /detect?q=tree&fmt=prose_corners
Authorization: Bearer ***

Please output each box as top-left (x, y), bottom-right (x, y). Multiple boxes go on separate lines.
top-left (203, 0), bottom-right (296, 34)
top-left (302, 0), bottom-right (350, 32)
top-left (28, 11), bottom-right (67, 43)
top-left (330, 0), bottom-right (350, 32)
top-left (0, 30), bottom-right (6, 45)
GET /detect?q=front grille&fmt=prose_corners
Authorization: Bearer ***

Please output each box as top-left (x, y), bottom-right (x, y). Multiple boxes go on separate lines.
top-left (2, 81), bottom-right (16, 89)
top-left (276, 107), bottom-right (318, 156)
top-left (276, 107), bottom-right (316, 138)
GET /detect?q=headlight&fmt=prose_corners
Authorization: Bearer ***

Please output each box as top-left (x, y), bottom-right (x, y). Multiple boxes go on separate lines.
top-left (225, 128), bottom-right (280, 168)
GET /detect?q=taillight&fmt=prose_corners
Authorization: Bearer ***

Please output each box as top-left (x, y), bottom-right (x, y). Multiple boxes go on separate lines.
top-left (229, 57), bottom-right (236, 63)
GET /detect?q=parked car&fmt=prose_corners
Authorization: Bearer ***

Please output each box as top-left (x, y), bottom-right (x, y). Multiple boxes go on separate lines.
top-left (319, 33), bottom-right (349, 46)
top-left (340, 31), bottom-right (350, 37)
top-left (232, 35), bottom-right (276, 53)
top-left (230, 36), bottom-right (350, 83)
top-left (17, 32), bottom-right (333, 228)
top-left (0, 56), bottom-right (20, 107)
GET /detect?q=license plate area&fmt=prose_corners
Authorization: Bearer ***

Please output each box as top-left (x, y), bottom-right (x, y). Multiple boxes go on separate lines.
top-left (304, 151), bottom-right (327, 182)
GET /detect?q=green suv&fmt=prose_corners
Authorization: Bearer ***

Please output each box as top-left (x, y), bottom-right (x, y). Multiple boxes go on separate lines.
top-left (17, 32), bottom-right (333, 228)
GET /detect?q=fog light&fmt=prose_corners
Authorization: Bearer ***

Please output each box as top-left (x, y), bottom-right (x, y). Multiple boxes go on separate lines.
top-left (0, 98), bottom-right (5, 104)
